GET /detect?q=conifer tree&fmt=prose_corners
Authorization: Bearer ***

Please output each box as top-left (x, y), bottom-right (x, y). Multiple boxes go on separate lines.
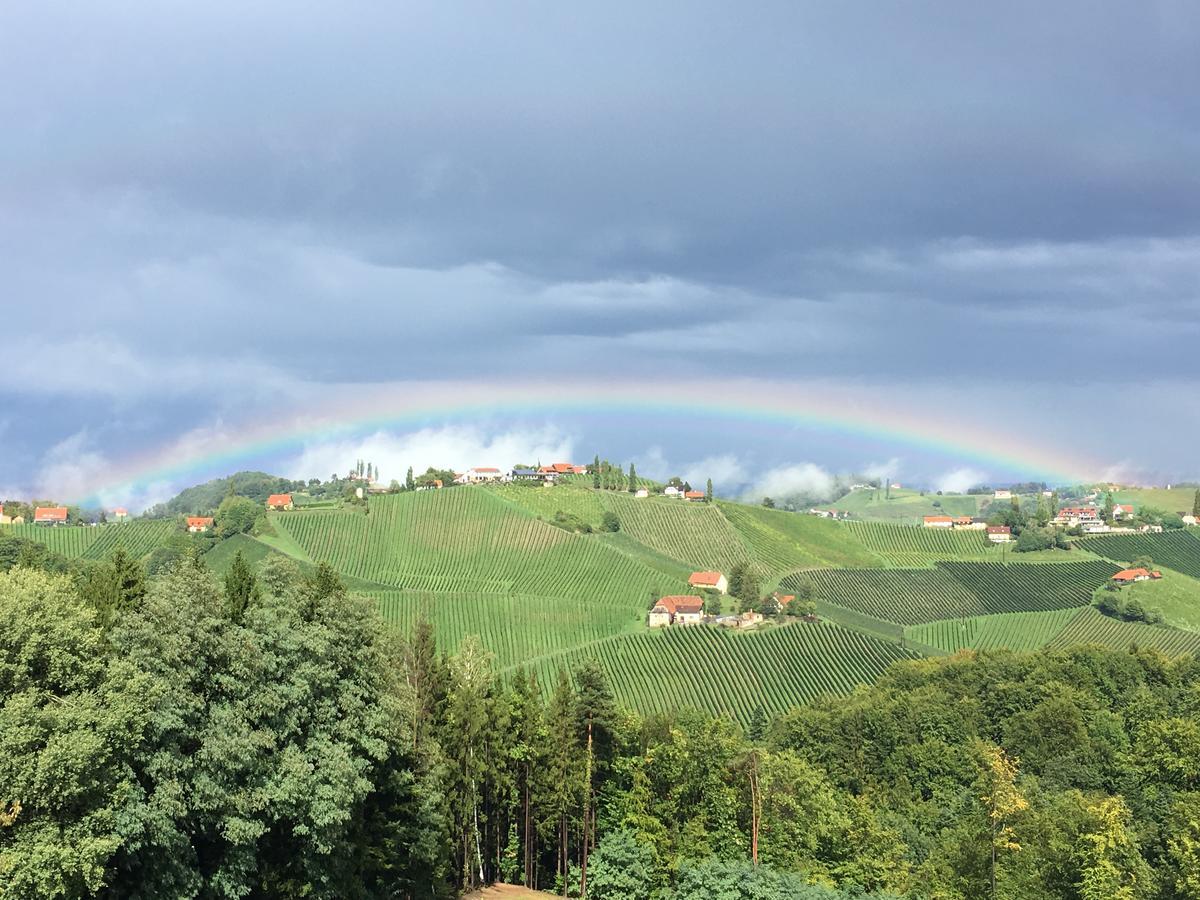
top-left (223, 550), bottom-right (260, 624)
top-left (628, 463), bottom-right (637, 491)
top-left (406, 466), bottom-right (415, 492)
top-left (706, 478), bottom-right (714, 502)
top-left (1193, 489), bottom-right (1199, 517)
top-left (593, 455), bottom-right (601, 490)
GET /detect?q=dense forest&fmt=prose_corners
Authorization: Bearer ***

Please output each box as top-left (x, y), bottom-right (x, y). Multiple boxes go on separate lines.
top-left (3, 548), bottom-right (1200, 899)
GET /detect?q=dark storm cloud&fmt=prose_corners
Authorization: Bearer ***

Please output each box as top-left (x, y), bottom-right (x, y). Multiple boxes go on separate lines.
top-left (2, 0), bottom-right (1200, 492)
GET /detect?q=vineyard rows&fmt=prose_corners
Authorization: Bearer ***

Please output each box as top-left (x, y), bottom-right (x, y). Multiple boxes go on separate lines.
top-left (525, 621), bottom-right (920, 725)
top-left (488, 483), bottom-right (608, 525)
top-left (2, 520), bottom-right (178, 561)
top-left (905, 608), bottom-right (1083, 653)
top-left (843, 521), bottom-right (992, 564)
top-left (365, 590), bottom-right (645, 670)
top-left (273, 488), bottom-right (683, 603)
top-left (785, 560), bottom-right (1119, 625)
top-left (1076, 530), bottom-right (1200, 579)
top-left (1046, 607), bottom-right (1200, 657)
top-left (717, 503), bottom-right (869, 574)
top-left (598, 493), bottom-right (756, 575)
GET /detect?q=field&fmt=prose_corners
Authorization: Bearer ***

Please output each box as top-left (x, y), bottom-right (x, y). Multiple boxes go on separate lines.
top-left (1100, 567), bottom-right (1200, 631)
top-left (1046, 607), bottom-right (1200, 657)
top-left (488, 482), bottom-right (608, 525)
top-left (832, 487), bottom-right (984, 522)
top-left (526, 621), bottom-right (920, 724)
top-left (842, 521), bottom-right (994, 565)
top-left (1075, 530), bottom-right (1200, 579)
top-left (2, 520), bottom-right (179, 561)
top-left (1110, 487), bottom-right (1200, 516)
top-left (905, 608), bottom-right (1083, 653)
top-left (718, 503), bottom-right (883, 572)
top-left (272, 489), bottom-right (682, 602)
top-left (787, 560), bottom-right (1118, 625)
top-left (366, 590), bottom-right (645, 670)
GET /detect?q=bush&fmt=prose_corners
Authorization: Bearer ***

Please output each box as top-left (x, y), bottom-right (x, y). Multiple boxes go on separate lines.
top-left (585, 829), bottom-right (656, 900)
top-left (601, 511), bottom-right (620, 533)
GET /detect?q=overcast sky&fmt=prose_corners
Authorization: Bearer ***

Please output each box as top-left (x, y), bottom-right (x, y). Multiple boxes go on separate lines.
top-left (3, 1), bottom-right (1199, 506)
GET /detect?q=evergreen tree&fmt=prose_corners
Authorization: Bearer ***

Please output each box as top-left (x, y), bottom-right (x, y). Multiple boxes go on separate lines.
top-left (1193, 488), bottom-right (1199, 517)
top-left (628, 463), bottom-right (637, 491)
top-left (706, 478), bottom-right (714, 502)
top-left (406, 466), bottom-right (415, 492)
top-left (223, 550), bottom-right (261, 624)
top-left (593, 455), bottom-right (601, 490)
top-left (1103, 491), bottom-right (1116, 524)
top-left (544, 669), bottom-right (581, 890)
top-left (444, 636), bottom-right (494, 891)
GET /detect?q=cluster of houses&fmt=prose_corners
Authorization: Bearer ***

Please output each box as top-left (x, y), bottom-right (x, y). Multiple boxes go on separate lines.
top-left (1052, 505), bottom-right (1164, 534)
top-left (922, 515), bottom-right (1013, 542)
top-left (647, 570), bottom-right (795, 629)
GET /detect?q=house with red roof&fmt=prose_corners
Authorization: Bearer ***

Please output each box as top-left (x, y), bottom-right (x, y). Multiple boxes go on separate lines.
top-left (684, 490), bottom-right (705, 502)
top-left (648, 595), bottom-right (705, 627)
top-left (1113, 504), bottom-right (1135, 519)
top-left (187, 516), bottom-right (214, 533)
top-left (113, 508), bottom-right (128, 521)
top-left (1112, 568), bottom-right (1162, 583)
top-left (456, 467), bottom-right (503, 485)
top-left (266, 494), bottom-right (294, 510)
top-left (1053, 506), bottom-right (1101, 526)
top-left (34, 506), bottom-right (69, 526)
top-left (923, 515), bottom-right (954, 528)
top-left (689, 571), bottom-right (728, 593)
top-left (986, 525), bottom-right (1012, 543)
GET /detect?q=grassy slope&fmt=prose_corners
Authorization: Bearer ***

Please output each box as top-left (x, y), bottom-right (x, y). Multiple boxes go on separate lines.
top-left (1111, 487), bottom-right (1199, 515)
top-left (1091, 566), bottom-right (1200, 631)
top-left (833, 488), bottom-right (984, 522)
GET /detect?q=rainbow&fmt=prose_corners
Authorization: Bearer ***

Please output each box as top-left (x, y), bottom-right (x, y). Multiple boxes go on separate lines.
top-left (77, 378), bottom-right (1106, 505)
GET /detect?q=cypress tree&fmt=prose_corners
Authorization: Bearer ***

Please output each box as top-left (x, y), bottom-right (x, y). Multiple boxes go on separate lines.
top-left (223, 550), bottom-right (261, 624)
top-left (706, 478), bottom-right (714, 502)
top-left (593, 455), bottom-right (601, 490)
top-left (1193, 489), bottom-right (1199, 517)
top-left (406, 466), bottom-right (415, 491)
top-left (628, 463), bottom-right (637, 491)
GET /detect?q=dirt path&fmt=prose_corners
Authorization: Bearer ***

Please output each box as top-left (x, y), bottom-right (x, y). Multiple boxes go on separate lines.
top-left (463, 885), bottom-right (559, 900)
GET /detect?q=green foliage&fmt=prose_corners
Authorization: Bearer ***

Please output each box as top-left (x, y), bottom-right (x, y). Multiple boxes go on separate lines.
top-left (215, 494), bottom-right (265, 539)
top-left (586, 829), bottom-right (656, 900)
top-left (600, 511), bottom-right (620, 533)
top-left (222, 550), bottom-right (261, 623)
top-left (1079, 530), bottom-right (1200, 578)
top-left (144, 470), bottom-right (299, 517)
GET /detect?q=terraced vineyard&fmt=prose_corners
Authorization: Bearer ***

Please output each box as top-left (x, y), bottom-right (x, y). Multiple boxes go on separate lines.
top-left (906, 608), bottom-right (1083, 653)
top-left (273, 488), bottom-right (683, 602)
top-left (366, 590), bottom-right (644, 670)
top-left (788, 560), bottom-right (1118, 625)
top-left (843, 521), bottom-right (992, 565)
top-left (1046, 607), bottom-right (1200, 657)
top-left (1076, 530), bottom-right (1200, 579)
top-left (526, 621), bottom-right (920, 724)
top-left (718, 503), bottom-right (882, 574)
top-left (598, 493), bottom-right (755, 574)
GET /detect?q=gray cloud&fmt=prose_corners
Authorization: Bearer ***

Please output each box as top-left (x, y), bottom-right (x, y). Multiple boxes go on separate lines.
top-left (3, 1), bottom-right (1200, 495)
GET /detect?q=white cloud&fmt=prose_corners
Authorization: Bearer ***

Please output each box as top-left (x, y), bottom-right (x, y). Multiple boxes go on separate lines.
top-left (861, 457), bottom-right (902, 481)
top-left (747, 462), bottom-right (836, 501)
top-left (283, 424), bottom-right (575, 485)
top-left (680, 454), bottom-right (744, 492)
top-left (936, 467), bottom-right (988, 494)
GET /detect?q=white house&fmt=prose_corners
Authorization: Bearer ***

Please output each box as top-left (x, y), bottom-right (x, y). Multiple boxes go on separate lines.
top-left (635, 488), bottom-right (649, 498)
top-left (457, 467), bottom-right (503, 484)
top-left (663, 486), bottom-right (683, 498)
top-left (923, 515), bottom-right (954, 528)
top-left (987, 525), bottom-right (1012, 543)
top-left (187, 516), bottom-right (214, 533)
top-left (994, 489), bottom-right (1012, 500)
top-left (1183, 514), bottom-right (1198, 526)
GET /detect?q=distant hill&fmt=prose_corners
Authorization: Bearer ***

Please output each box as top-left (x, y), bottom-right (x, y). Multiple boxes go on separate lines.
top-left (147, 470), bottom-right (300, 517)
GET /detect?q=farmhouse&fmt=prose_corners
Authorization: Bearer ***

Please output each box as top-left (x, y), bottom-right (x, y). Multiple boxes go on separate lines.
top-left (689, 570), bottom-right (728, 593)
top-left (1113, 504), bottom-right (1135, 519)
top-left (986, 525), bottom-right (1012, 543)
top-left (34, 506), bottom-right (69, 526)
top-left (648, 595), bottom-right (705, 627)
top-left (923, 515), bottom-right (954, 528)
top-left (684, 490), bottom-right (705, 502)
top-left (1112, 568), bottom-right (1162, 584)
top-left (511, 467), bottom-right (541, 481)
top-left (266, 494), bottom-right (294, 510)
top-left (994, 489), bottom-right (1012, 500)
top-left (187, 516), bottom-right (214, 533)
top-left (663, 485), bottom-right (683, 498)
top-left (113, 507), bottom-right (128, 521)
top-left (1184, 514), bottom-right (1198, 526)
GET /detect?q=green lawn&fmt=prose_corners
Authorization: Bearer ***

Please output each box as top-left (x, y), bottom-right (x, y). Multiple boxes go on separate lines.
top-left (1093, 566), bottom-right (1200, 632)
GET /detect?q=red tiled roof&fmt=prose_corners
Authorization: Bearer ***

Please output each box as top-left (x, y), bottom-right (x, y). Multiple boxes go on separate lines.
top-left (114, 507), bottom-right (128, 515)
top-left (986, 525), bottom-right (1011, 534)
top-left (684, 490), bottom-right (705, 499)
top-left (954, 516), bottom-right (973, 524)
top-left (1115, 504), bottom-right (1135, 513)
top-left (267, 494), bottom-right (293, 506)
top-left (924, 515), bottom-right (953, 523)
top-left (656, 595), bottom-right (704, 614)
top-left (1059, 507), bottom-right (1098, 515)
top-left (1113, 568), bottom-right (1150, 582)
top-left (688, 571), bottom-right (724, 587)
top-left (187, 516), bottom-right (214, 528)
top-left (34, 506), bottom-right (68, 522)
top-left (774, 594), bottom-right (796, 605)
top-left (471, 467), bottom-right (500, 473)
top-left (550, 462), bottom-right (575, 473)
